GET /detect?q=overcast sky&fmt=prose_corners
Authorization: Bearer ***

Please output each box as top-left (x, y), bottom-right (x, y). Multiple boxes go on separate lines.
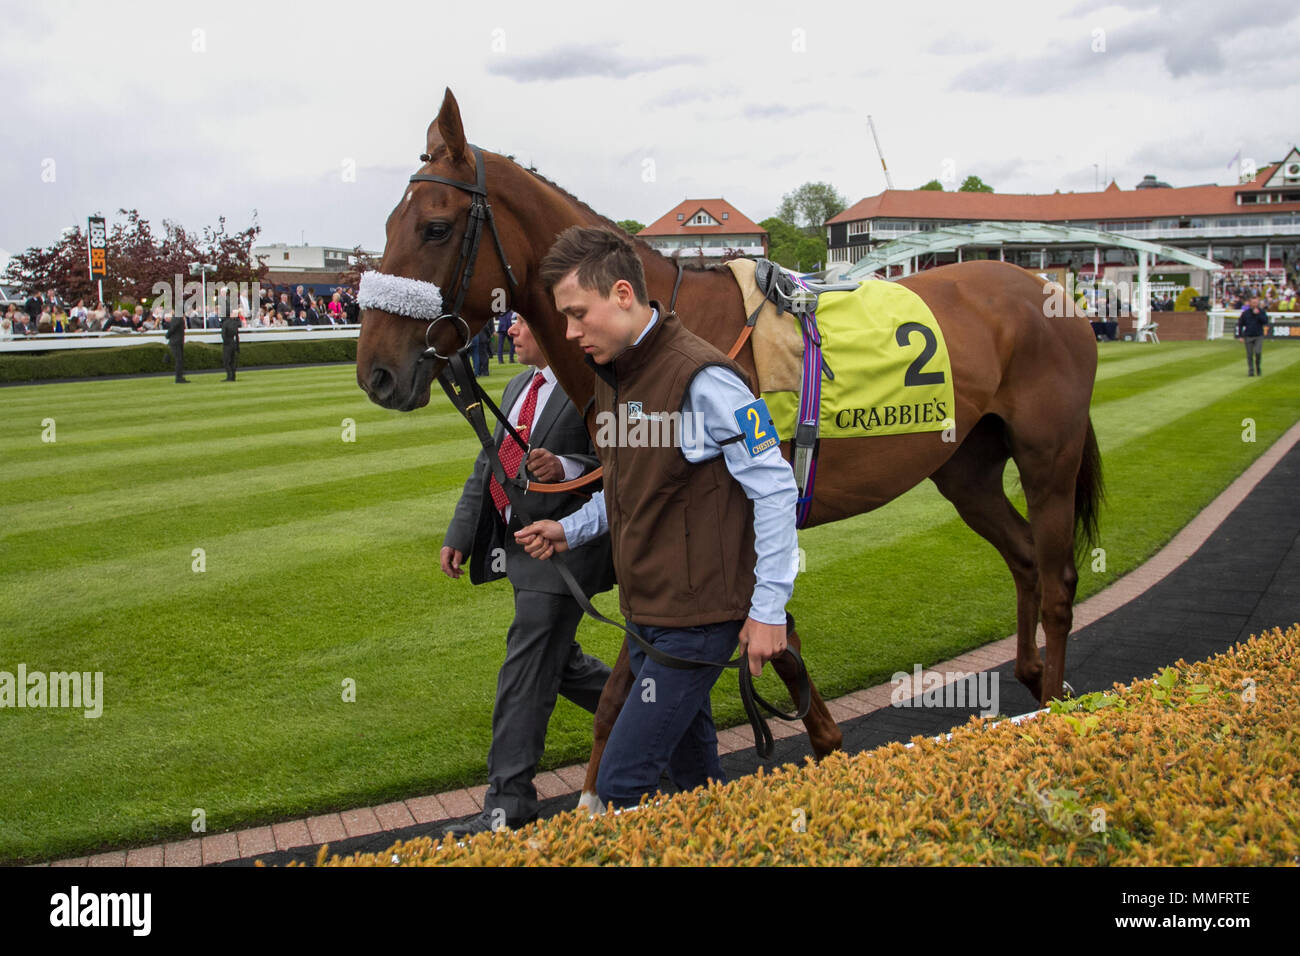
top-left (3, 0), bottom-right (1298, 262)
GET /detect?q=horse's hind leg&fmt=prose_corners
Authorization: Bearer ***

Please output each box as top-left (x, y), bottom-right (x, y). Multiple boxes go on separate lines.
top-left (931, 415), bottom-right (1043, 703)
top-left (771, 613), bottom-right (842, 758)
top-left (1008, 423), bottom-right (1088, 706)
top-left (576, 638), bottom-right (633, 814)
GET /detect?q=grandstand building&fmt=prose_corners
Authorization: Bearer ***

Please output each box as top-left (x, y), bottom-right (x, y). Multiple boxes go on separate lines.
top-left (826, 147), bottom-right (1300, 306)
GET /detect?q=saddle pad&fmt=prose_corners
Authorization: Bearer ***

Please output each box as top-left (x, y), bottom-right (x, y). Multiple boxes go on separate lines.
top-left (763, 278), bottom-right (956, 439)
top-left (723, 258), bottom-right (803, 393)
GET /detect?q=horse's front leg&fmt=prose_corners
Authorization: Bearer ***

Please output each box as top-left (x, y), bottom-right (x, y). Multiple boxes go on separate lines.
top-left (771, 613), bottom-right (842, 758)
top-left (576, 637), bottom-right (633, 814)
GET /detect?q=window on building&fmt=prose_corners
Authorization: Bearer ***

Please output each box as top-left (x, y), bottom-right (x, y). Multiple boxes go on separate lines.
top-left (677, 213), bottom-right (684, 221)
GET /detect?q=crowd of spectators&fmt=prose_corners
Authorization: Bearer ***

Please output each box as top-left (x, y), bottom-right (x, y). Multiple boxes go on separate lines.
top-left (0, 283), bottom-right (361, 340)
top-left (239, 284), bottom-right (361, 329)
top-left (1214, 270), bottom-right (1299, 312)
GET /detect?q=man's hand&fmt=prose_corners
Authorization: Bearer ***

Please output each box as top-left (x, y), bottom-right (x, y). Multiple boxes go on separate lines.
top-left (515, 520), bottom-right (568, 560)
top-left (525, 448), bottom-right (564, 483)
top-left (738, 617), bottom-right (788, 677)
top-left (440, 546), bottom-right (465, 579)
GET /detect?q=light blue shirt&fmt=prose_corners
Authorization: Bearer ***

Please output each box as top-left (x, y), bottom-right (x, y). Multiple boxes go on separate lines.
top-left (559, 309), bottom-right (798, 625)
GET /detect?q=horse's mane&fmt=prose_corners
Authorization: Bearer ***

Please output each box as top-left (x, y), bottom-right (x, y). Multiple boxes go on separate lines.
top-left (510, 156), bottom-right (725, 273)
top-left (426, 141), bottom-right (728, 273)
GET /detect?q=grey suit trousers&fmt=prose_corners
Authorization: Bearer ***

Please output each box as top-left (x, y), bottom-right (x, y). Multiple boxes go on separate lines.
top-left (485, 586), bottom-right (611, 822)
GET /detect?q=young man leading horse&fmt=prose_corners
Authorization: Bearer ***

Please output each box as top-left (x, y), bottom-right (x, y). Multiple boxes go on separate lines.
top-left (516, 226), bottom-right (798, 810)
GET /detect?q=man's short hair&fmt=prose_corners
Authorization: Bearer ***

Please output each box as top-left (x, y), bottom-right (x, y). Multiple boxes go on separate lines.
top-left (539, 226), bottom-right (649, 306)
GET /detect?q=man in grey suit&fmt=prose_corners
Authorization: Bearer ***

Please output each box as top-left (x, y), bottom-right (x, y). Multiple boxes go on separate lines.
top-left (440, 313), bottom-right (613, 836)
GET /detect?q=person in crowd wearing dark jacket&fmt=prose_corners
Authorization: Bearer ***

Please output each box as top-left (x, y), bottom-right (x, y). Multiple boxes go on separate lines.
top-left (164, 310), bottom-right (188, 382)
top-left (497, 310), bottom-right (517, 364)
top-left (221, 309), bottom-right (241, 381)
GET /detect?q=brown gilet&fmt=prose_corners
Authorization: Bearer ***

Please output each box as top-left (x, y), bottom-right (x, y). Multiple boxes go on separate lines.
top-left (589, 303), bottom-right (757, 627)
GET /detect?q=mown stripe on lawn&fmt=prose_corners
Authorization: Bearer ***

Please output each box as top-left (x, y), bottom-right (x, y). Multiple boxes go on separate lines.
top-left (1, 413), bottom-right (480, 484)
top-left (1089, 345), bottom-right (1300, 448)
top-left (0, 397), bottom-right (470, 457)
top-left (1093, 343), bottom-right (1209, 381)
top-left (0, 441), bottom-right (473, 539)
top-left (0, 366), bottom-right (355, 413)
top-left (0, 489), bottom-right (463, 633)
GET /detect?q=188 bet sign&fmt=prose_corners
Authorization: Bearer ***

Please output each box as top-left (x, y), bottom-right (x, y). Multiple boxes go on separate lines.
top-left (87, 216), bottom-right (107, 279)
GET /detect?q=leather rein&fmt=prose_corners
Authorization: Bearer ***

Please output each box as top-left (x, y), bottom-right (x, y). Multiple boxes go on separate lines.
top-left (400, 144), bottom-right (810, 758)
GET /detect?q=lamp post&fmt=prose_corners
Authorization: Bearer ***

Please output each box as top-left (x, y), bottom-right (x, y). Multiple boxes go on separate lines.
top-left (189, 262), bottom-right (216, 326)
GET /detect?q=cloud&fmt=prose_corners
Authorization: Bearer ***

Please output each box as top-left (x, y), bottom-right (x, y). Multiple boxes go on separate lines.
top-left (486, 44), bottom-right (704, 81)
top-left (643, 85), bottom-right (739, 110)
top-left (740, 102), bottom-right (811, 120)
top-left (950, 0), bottom-right (1300, 94)
top-left (926, 34), bottom-right (993, 56)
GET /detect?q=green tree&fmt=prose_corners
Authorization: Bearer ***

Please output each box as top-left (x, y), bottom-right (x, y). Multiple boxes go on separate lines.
top-left (958, 175), bottom-right (994, 193)
top-left (615, 219), bottom-right (646, 236)
top-left (918, 180), bottom-right (944, 191)
top-left (776, 182), bottom-right (847, 236)
top-left (761, 217), bottom-right (826, 273)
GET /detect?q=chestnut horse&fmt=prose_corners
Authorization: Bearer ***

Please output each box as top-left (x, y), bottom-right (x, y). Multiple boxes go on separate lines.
top-left (357, 89), bottom-right (1102, 812)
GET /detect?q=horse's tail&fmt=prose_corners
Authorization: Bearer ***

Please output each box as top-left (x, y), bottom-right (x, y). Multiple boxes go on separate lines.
top-left (1074, 417), bottom-right (1104, 558)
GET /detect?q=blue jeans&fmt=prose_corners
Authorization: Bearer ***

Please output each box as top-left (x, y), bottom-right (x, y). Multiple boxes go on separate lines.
top-left (596, 619), bottom-right (742, 810)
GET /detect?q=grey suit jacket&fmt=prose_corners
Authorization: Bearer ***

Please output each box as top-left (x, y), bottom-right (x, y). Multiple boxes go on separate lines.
top-left (443, 368), bottom-right (614, 597)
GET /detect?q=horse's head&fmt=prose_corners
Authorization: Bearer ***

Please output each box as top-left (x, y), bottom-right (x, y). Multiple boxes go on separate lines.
top-left (357, 88), bottom-right (523, 410)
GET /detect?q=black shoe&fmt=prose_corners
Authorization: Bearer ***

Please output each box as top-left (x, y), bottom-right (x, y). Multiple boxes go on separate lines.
top-left (176, 378), bottom-right (190, 383)
top-left (441, 809), bottom-right (537, 838)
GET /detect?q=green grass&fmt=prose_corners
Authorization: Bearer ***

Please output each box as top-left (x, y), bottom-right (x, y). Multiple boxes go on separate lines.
top-left (1, 341), bottom-right (1297, 863)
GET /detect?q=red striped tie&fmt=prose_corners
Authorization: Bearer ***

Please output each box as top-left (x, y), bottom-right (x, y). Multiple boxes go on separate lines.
top-left (489, 371), bottom-right (546, 519)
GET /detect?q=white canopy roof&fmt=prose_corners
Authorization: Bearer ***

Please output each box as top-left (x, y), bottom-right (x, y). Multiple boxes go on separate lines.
top-left (844, 221), bottom-right (1223, 277)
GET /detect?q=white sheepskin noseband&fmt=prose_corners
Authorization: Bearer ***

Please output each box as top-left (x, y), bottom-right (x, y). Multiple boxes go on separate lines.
top-left (357, 271), bottom-right (444, 320)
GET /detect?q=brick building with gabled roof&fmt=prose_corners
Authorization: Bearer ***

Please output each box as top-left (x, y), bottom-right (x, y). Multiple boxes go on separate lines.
top-left (825, 149), bottom-right (1300, 284)
top-left (639, 199), bottom-right (768, 260)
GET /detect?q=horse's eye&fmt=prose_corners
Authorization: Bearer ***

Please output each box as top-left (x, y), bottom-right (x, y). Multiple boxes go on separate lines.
top-left (423, 222), bottom-right (451, 242)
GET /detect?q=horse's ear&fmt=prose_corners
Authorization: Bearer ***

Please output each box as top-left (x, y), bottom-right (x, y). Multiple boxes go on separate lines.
top-left (426, 87), bottom-right (472, 169)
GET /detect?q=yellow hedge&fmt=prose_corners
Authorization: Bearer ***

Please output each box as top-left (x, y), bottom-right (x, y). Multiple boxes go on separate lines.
top-left (313, 624), bottom-right (1300, 867)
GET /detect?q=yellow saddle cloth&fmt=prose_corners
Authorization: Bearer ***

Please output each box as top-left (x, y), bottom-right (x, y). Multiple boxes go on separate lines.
top-left (724, 258), bottom-right (955, 439)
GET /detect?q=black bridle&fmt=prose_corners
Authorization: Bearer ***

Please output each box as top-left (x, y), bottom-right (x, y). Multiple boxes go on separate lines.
top-left (410, 143), bottom-right (518, 362)
top-left (405, 144), bottom-right (810, 758)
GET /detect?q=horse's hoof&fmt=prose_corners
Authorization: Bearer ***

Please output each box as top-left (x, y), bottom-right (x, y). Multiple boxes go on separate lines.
top-left (576, 791), bottom-right (605, 815)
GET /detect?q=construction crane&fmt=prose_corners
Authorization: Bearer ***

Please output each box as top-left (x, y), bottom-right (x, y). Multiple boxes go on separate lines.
top-left (867, 115), bottom-right (894, 190)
